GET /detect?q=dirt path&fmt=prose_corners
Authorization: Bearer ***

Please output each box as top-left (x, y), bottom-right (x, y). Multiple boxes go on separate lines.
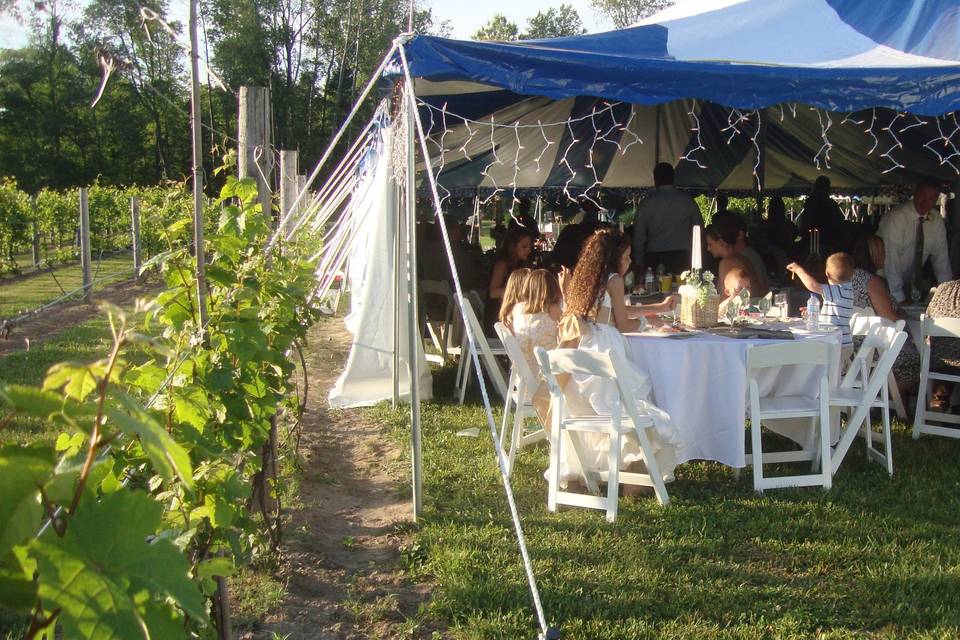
top-left (258, 319), bottom-right (439, 639)
top-left (0, 278), bottom-right (159, 356)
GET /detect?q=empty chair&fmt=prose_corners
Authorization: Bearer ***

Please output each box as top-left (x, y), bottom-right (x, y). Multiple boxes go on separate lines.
top-left (913, 314), bottom-right (960, 441)
top-left (746, 341), bottom-right (832, 492)
top-left (536, 347), bottom-right (669, 522)
top-left (830, 324), bottom-right (907, 476)
top-left (456, 293), bottom-right (508, 403)
top-left (848, 312), bottom-right (908, 419)
top-left (494, 322), bottom-right (547, 476)
top-left (420, 279), bottom-right (455, 364)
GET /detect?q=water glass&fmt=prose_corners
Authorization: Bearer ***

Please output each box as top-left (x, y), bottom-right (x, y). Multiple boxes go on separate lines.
top-left (774, 293), bottom-right (788, 320)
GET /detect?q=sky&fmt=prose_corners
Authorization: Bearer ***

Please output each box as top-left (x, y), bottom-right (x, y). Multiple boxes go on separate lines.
top-left (0, 0), bottom-right (614, 50)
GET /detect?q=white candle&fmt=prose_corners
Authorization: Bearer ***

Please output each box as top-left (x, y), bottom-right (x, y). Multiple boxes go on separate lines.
top-left (691, 225), bottom-right (702, 270)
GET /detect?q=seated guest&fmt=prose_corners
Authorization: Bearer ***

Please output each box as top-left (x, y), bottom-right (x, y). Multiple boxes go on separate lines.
top-left (924, 279), bottom-right (960, 411)
top-left (878, 177), bottom-right (951, 304)
top-left (487, 227), bottom-right (535, 330)
top-left (508, 198), bottom-right (540, 236)
top-left (550, 222), bottom-right (593, 271)
top-left (851, 235), bottom-right (920, 393)
top-left (766, 196), bottom-right (797, 251)
top-left (729, 216), bottom-right (771, 296)
top-left (705, 220), bottom-right (768, 299)
top-left (497, 268), bottom-right (531, 332)
top-left (511, 269), bottom-right (563, 424)
top-left (554, 228), bottom-right (680, 487)
top-left (788, 253), bottom-right (856, 359)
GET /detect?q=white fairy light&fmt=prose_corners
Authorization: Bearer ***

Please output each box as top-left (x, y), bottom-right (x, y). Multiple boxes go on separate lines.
top-left (750, 109), bottom-right (762, 190)
top-left (559, 120), bottom-right (581, 205)
top-left (619, 107), bottom-right (644, 156)
top-left (480, 115), bottom-right (504, 205)
top-left (880, 112), bottom-right (905, 173)
top-left (680, 101), bottom-right (707, 169)
top-left (813, 108), bottom-right (833, 170)
top-left (721, 108), bottom-right (748, 144)
top-left (533, 119), bottom-right (554, 173)
top-left (510, 124), bottom-right (523, 208)
top-left (923, 114), bottom-right (960, 174)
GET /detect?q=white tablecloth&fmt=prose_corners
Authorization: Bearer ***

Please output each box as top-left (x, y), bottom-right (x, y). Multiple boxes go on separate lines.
top-left (624, 325), bottom-right (842, 468)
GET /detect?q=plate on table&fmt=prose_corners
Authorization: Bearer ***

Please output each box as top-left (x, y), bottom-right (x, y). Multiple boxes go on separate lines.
top-left (707, 326), bottom-right (795, 340)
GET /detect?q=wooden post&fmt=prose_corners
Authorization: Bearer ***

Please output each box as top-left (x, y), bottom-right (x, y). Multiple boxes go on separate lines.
top-left (279, 150), bottom-right (299, 242)
top-left (189, 0), bottom-right (209, 335)
top-left (238, 87), bottom-right (274, 225)
top-left (130, 196), bottom-right (141, 283)
top-left (79, 188), bottom-right (92, 303)
top-left (31, 195), bottom-right (40, 269)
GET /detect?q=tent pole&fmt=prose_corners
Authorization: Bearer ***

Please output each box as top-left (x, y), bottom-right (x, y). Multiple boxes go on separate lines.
top-left (392, 177), bottom-right (401, 408)
top-left (406, 86), bottom-right (424, 520)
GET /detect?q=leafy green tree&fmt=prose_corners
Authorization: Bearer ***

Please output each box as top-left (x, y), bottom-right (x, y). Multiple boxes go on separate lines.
top-left (522, 4), bottom-right (585, 39)
top-left (591, 0), bottom-right (673, 28)
top-left (473, 14), bottom-right (520, 41)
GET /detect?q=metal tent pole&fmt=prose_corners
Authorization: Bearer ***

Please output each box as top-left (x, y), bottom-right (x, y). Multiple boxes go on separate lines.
top-left (405, 85), bottom-right (423, 519)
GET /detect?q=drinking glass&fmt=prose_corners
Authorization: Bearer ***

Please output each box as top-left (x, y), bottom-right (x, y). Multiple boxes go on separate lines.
top-left (774, 293), bottom-right (788, 320)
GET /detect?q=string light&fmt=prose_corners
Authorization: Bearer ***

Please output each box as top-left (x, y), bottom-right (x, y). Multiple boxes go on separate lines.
top-left (813, 108), bottom-right (833, 170)
top-left (680, 101), bottom-right (707, 169)
top-left (880, 112), bottom-right (905, 173)
top-left (533, 119), bottom-right (554, 173)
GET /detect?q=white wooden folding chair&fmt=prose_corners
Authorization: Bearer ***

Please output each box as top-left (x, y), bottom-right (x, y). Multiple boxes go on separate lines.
top-left (848, 312), bottom-right (908, 420)
top-left (830, 324), bottom-right (907, 476)
top-left (912, 314), bottom-right (960, 441)
top-left (536, 347), bottom-right (670, 522)
top-left (494, 322), bottom-right (547, 476)
top-left (745, 341), bottom-right (832, 492)
top-left (829, 324), bottom-right (907, 476)
top-left (454, 291), bottom-right (483, 396)
top-left (456, 294), bottom-right (508, 404)
top-left (420, 279), bottom-right (455, 365)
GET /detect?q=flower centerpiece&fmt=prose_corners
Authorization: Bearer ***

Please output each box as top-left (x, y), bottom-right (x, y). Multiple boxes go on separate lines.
top-left (678, 268), bottom-right (721, 327)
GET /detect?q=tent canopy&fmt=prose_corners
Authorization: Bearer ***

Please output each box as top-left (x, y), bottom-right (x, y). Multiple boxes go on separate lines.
top-left (398, 0), bottom-right (960, 193)
top-left (400, 0), bottom-right (960, 116)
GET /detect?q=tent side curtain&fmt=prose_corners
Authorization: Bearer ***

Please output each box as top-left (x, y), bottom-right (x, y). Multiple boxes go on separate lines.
top-left (393, 0), bottom-right (960, 117)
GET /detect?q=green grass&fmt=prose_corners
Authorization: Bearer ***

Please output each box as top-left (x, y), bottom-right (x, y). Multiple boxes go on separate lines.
top-left (0, 314), bottom-right (118, 447)
top-left (371, 366), bottom-right (960, 639)
top-left (0, 253), bottom-right (135, 317)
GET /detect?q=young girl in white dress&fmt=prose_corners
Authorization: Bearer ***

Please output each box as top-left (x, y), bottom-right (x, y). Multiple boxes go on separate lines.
top-left (557, 228), bottom-right (683, 485)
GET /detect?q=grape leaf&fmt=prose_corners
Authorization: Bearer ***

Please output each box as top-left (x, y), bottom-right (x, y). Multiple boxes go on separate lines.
top-left (0, 445), bottom-right (54, 555)
top-left (30, 490), bottom-right (207, 640)
top-left (0, 384), bottom-right (63, 418)
top-left (105, 408), bottom-right (193, 490)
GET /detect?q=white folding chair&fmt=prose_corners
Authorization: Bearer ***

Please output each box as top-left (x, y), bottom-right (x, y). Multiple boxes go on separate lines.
top-left (454, 291), bottom-right (483, 396)
top-left (912, 314), bottom-right (960, 441)
top-left (420, 279), bottom-right (455, 365)
top-left (319, 270), bottom-right (346, 314)
top-left (536, 347), bottom-right (670, 522)
top-left (494, 322), bottom-right (547, 476)
top-left (849, 312), bottom-right (908, 420)
top-left (456, 294), bottom-right (508, 404)
top-left (830, 324), bottom-right (907, 476)
top-left (745, 341), bottom-right (832, 492)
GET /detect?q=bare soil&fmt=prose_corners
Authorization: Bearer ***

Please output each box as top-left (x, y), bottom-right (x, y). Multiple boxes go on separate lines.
top-left (255, 319), bottom-right (440, 639)
top-left (0, 278), bottom-right (158, 356)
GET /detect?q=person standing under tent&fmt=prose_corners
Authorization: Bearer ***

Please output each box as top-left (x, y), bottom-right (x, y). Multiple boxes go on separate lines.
top-left (798, 176), bottom-right (845, 254)
top-left (632, 162), bottom-right (702, 277)
top-left (878, 178), bottom-right (951, 304)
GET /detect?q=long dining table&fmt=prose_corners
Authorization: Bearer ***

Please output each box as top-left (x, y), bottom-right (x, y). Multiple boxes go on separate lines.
top-left (624, 322), bottom-right (843, 468)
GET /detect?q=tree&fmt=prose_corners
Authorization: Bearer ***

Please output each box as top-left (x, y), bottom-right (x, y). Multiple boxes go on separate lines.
top-left (473, 14), bottom-right (519, 41)
top-left (590, 0), bottom-right (673, 28)
top-left (522, 4), bottom-right (585, 39)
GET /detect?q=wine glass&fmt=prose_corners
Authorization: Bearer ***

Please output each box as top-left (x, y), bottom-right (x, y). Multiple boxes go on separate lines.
top-left (774, 292), bottom-right (788, 320)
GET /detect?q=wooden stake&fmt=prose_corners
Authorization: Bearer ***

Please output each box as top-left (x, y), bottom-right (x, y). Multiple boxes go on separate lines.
top-left (238, 86), bottom-right (274, 225)
top-left (130, 196), bottom-right (141, 283)
top-left (189, 0), bottom-right (209, 335)
top-left (79, 188), bottom-right (92, 304)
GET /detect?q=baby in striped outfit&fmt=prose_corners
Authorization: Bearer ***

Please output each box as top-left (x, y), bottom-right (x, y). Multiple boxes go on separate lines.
top-left (787, 253), bottom-right (855, 361)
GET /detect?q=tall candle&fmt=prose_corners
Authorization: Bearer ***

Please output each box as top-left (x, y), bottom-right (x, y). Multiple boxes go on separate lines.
top-left (691, 225), bottom-right (702, 270)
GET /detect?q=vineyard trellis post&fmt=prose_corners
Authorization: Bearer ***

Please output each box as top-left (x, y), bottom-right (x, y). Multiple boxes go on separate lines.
top-left (79, 188), bottom-right (92, 303)
top-left (130, 196), bottom-right (141, 283)
top-left (31, 195), bottom-right (40, 269)
top-left (238, 86), bottom-right (273, 223)
top-left (279, 150), bottom-right (299, 243)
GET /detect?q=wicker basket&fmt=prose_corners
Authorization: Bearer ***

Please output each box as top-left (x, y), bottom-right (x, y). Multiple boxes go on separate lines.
top-left (680, 292), bottom-right (721, 328)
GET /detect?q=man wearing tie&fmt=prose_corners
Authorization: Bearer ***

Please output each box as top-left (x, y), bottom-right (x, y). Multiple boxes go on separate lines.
top-left (878, 178), bottom-right (951, 304)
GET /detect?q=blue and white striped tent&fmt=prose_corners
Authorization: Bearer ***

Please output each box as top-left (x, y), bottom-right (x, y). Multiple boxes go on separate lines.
top-left (400, 0), bottom-right (960, 193)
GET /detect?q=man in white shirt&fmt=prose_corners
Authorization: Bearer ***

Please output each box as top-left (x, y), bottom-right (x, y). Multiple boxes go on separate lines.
top-left (878, 178), bottom-right (951, 303)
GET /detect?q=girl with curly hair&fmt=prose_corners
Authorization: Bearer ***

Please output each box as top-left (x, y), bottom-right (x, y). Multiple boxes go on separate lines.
top-left (555, 229), bottom-right (683, 490)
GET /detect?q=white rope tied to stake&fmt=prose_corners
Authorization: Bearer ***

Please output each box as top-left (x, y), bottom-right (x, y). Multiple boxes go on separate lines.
top-left (398, 44), bottom-right (556, 640)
